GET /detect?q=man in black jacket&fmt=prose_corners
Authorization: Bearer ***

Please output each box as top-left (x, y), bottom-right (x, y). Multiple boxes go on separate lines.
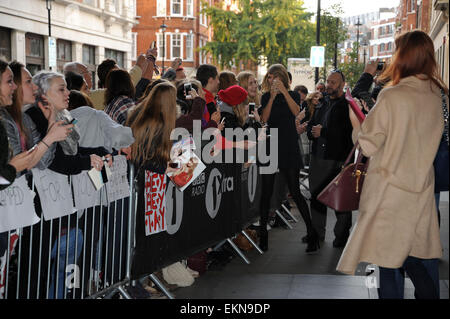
top-left (306, 70), bottom-right (354, 248)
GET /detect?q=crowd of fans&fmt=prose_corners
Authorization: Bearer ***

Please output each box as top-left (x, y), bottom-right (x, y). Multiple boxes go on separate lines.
top-left (0, 30), bottom-right (448, 299)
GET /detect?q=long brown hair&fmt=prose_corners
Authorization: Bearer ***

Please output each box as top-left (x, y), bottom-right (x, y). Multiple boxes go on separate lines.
top-left (261, 64), bottom-right (290, 93)
top-left (129, 82), bottom-right (177, 166)
top-left (218, 71), bottom-right (237, 91)
top-left (7, 61), bottom-right (28, 135)
top-left (379, 30), bottom-right (448, 95)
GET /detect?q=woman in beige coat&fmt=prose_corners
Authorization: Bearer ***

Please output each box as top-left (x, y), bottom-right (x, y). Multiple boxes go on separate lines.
top-left (337, 30), bottom-right (448, 299)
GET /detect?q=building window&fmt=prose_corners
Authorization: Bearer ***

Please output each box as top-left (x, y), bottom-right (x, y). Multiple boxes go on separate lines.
top-left (185, 34), bottom-right (193, 60)
top-left (387, 42), bottom-right (392, 51)
top-left (410, 0), bottom-right (415, 12)
top-left (57, 39), bottom-right (72, 72)
top-left (186, 0), bottom-right (194, 16)
top-left (25, 33), bottom-right (44, 75)
top-left (171, 0), bottom-right (182, 16)
top-left (105, 48), bottom-right (124, 68)
top-left (157, 33), bottom-right (166, 59)
top-left (83, 44), bottom-right (96, 89)
top-left (171, 33), bottom-right (182, 59)
top-left (0, 27), bottom-right (11, 61)
top-left (380, 43), bottom-right (385, 52)
top-left (157, 0), bottom-right (166, 16)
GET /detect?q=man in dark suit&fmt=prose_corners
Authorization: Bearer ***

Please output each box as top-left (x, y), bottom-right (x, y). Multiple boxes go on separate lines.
top-left (306, 70), bottom-right (354, 248)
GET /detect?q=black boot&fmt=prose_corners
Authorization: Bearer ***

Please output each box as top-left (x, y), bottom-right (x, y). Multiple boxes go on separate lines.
top-left (305, 230), bottom-right (320, 254)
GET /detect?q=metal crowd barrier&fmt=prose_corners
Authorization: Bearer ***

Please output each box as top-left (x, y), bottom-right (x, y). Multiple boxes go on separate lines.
top-left (0, 159), bottom-right (268, 299)
top-left (0, 160), bottom-right (136, 299)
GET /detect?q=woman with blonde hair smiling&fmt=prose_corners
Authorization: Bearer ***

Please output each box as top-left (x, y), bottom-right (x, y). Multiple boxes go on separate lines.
top-left (237, 71), bottom-right (261, 106)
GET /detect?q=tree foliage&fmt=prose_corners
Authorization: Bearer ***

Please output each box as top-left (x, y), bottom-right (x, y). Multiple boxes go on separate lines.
top-left (201, 0), bottom-right (315, 68)
top-left (201, 0), bottom-right (350, 78)
top-left (339, 42), bottom-right (365, 88)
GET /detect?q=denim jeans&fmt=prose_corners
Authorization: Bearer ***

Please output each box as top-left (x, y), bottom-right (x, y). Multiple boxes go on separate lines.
top-left (378, 256), bottom-right (440, 299)
top-left (48, 228), bottom-right (83, 299)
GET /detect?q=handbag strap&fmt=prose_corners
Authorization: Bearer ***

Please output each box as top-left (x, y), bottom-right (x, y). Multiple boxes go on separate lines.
top-left (343, 142), bottom-right (359, 167)
top-left (441, 89), bottom-right (449, 145)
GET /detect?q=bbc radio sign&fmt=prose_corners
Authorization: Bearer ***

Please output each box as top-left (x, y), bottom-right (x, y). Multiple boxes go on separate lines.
top-left (310, 46), bottom-right (325, 68)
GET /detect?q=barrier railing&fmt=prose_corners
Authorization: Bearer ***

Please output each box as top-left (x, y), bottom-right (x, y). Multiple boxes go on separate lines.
top-left (0, 156), bottom-right (265, 299)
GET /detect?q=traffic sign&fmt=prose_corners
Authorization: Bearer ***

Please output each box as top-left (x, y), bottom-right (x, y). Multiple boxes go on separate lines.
top-left (310, 46), bottom-right (325, 68)
top-left (48, 37), bottom-right (57, 68)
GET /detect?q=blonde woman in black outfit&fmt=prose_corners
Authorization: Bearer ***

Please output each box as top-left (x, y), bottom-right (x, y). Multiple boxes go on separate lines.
top-left (259, 64), bottom-right (319, 253)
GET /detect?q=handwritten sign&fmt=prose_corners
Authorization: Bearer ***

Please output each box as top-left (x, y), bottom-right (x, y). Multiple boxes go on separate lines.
top-left (0, 175), bottom-right (40, 232)
top-left (144, 171), bottom-right (167, 236)
top-left (32, 169), bottom-right (75, 221)
top-left (71, 171), bottom-right (105, 211)
top-left (105, 155), bottom-right (130, 203)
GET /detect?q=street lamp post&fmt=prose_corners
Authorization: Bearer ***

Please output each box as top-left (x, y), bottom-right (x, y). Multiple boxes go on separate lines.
top-left (46, 0), bottom-right (52, 37)
top-left (355, 17), bottom-right (362, 64)
top-left (315, 0), bottom-right (321, 84)
top-left (334, 17), bottom-right (339, 69)
top-left (160, 21), bottom-right (167, 75)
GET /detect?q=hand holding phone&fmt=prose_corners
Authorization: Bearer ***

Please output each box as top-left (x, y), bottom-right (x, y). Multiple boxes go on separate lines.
top-left (184, 82), bottom-right (192, 99)
top-left (27, 144), bottom-right (38, 154)
top-left (248, 103), bottom-right (255, 118)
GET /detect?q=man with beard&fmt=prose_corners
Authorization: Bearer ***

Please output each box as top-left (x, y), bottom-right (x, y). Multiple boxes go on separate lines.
top-left (306, 70), bottom-right (354, 249)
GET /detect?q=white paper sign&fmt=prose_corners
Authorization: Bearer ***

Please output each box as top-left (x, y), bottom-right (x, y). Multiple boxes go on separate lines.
top-left (105, 155), bottom-right (130, 203)
top-left (31, 169), bottom-right (75, 221)
top-left (71, 171), bottom-right (105, 211)
top-left (0, 175), bottom-right (40, 232)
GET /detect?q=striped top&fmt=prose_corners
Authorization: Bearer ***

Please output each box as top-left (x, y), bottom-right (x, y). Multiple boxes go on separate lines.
top-left (104, 95), bottom-right (135, 125)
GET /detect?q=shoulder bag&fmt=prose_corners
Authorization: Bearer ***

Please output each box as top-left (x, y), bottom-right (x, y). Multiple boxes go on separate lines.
top-left (317, 142), bottom-right (369, 211)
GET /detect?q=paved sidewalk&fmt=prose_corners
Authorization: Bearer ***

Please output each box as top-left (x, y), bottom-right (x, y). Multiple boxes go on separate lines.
top-left (175, 192), bottom-right (449, 299)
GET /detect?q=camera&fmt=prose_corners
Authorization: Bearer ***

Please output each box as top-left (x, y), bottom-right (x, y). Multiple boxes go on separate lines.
top-left (248, 103), bottom-right (255, 117)
top-left (184, 82), bottom-right (192, 99)
top-left (377, 61), bottom-right (385, 71)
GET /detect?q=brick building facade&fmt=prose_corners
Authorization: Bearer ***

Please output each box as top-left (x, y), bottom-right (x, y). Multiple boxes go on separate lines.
top-left (369, 17), bottom-right (396, 61)
top-left (396, 0), bottom-right (432, 34)
top-left (133, 0), bottom-right (215, 77)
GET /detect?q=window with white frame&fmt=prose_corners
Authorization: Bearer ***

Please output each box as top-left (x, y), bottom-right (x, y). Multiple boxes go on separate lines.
top-left (171, 0), bottom-right (182, 16)
top-left (186, 0), bottom-right (194, 17)
top-left (157, 0), bottom-right (166, 16)
top-left (157, 33), bottom-right (165, 59)
top-left (171, 33), bottom-right (182, 59)
top-left (185, 34), bottom-right (193, 60)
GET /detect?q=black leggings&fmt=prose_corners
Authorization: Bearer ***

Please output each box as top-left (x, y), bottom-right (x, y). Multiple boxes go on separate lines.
top-left (259, 167), bottom-right (313, 235)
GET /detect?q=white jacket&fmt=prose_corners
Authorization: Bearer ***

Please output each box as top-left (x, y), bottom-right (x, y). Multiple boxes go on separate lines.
top-left (70, 106), bottom-right (134, 153)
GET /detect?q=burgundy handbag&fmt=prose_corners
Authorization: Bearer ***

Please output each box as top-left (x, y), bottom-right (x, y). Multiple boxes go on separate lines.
top-left (317, 142), bottom-right (369, 212)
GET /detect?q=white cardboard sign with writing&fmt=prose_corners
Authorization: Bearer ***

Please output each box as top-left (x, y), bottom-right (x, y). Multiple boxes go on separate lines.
top-left (105, 155), bottom-right (129, 203)
top-left (71, 170), bottom-right (105, 211)
top-left (32, 169), bottom-right (75, 221)
top-left (0, 175), bottom-right (40, 232)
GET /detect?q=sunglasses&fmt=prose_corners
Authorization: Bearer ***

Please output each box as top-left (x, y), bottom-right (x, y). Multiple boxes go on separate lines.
top-left (330, 69), bottom-right (346, 83)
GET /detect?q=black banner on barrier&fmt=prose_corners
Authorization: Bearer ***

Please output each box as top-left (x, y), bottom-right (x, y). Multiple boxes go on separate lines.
top-left (236, 163), bottom-right (262, 233)
top-left (131, 163), bottom-right (241, 279)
